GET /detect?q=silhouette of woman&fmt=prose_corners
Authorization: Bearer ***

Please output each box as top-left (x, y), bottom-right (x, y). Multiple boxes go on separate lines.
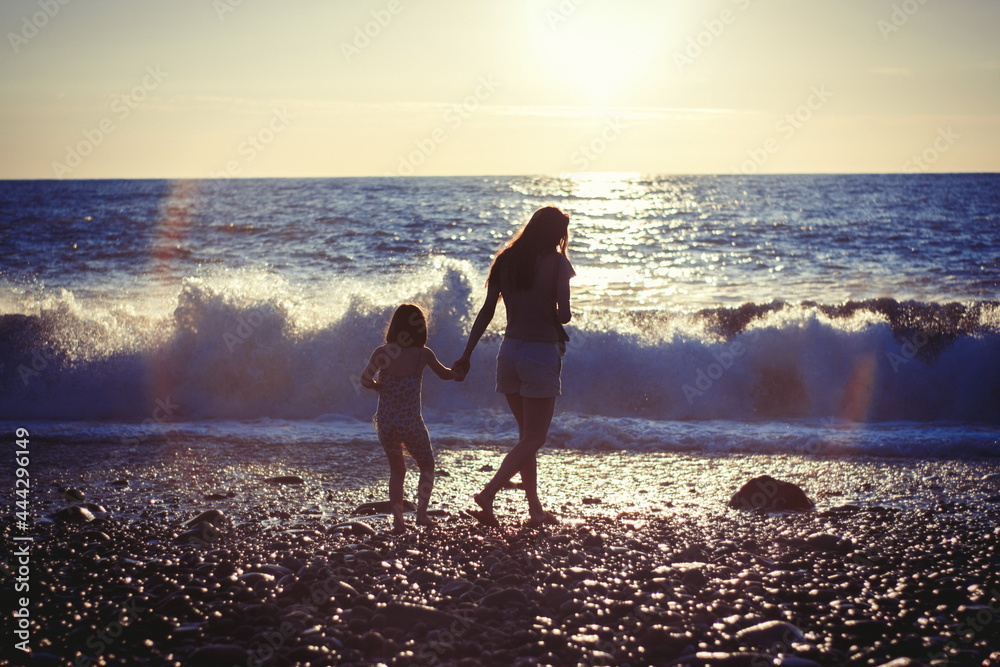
top-left (453, 206), bottom-right (574, 527)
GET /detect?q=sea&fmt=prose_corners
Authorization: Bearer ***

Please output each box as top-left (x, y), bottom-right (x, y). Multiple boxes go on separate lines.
top-left (2, 174), bottom-right (998, 459)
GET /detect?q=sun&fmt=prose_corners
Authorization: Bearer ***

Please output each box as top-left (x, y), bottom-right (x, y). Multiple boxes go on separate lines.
top-left (532, 7), bottom-right (670, 106)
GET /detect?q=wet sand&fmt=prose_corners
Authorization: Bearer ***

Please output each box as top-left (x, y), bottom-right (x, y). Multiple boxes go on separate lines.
top-left (4, 440), bottom-right (1000, 666)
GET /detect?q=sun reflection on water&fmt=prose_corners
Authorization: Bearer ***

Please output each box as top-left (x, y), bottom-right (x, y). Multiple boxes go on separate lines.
top-left (558, 173), bottom-right (706, 310)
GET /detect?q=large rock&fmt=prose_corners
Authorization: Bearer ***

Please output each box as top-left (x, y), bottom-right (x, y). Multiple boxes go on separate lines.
top-left (728, 475), bottom-right (814, 511)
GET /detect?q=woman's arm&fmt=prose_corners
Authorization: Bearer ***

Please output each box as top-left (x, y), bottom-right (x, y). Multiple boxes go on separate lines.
top-left (556, 256), bottom-right (573, 324)
top-left (453, 281), bottom-right (501, 374)
top-left (556, 272), bottom-right (572, 324)
top-left (424, 348), bottom-right (459, 380)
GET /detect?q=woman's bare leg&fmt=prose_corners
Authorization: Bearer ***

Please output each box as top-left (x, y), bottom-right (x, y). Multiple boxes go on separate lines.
top-left (505, 392), bottom-right (526, 438)
top-left (476, 396), bottom-right (555, 515)
top-left (502, 393), bottom-right (543, 516)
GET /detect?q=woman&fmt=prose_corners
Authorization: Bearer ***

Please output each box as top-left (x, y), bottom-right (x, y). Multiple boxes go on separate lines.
top-left (453, 206), bottom-right (575, 527)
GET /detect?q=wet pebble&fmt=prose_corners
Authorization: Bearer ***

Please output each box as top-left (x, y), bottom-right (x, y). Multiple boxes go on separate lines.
top-left (481, 587), bottom-right (528, 608)
top-left (331, 521), bottom-right (377, 536)
top-left (440, 579), bottom-right (474, 597)
top-left (186, 644), bottom-right (248, 667)
top-left (734, 619), bottom-right (807, 647)
top-left (351, 500), bottom-right (416, 515)
top-left (52, 506), bottom-right (94, 523)
top-left (263, 475), bottom-right (304, 485)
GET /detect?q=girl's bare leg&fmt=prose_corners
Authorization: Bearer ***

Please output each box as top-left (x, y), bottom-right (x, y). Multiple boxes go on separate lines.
top-left (387, 451), bottom-right (407, 533)
top-left (415, 460), bottom-right (435, 526)
top-left (476, 396), bottom-right (555, 516)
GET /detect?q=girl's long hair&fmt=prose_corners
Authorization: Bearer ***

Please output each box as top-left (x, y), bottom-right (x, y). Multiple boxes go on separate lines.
top-left (385, 303), bottom-right (427, 347)
top-left (488, 206), bottom-right (569, 292)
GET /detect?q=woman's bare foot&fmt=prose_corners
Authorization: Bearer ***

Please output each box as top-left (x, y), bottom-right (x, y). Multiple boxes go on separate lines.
top-left (391, 518), bottom-right (407, 534)
top-left (526, 511), bottom-right (559, 527)
top-left (468, 494), bottom-right (500, 528)
top-left (416, 515), bottom-right (436, 528)
top-left (466, 509), bottom-right (500, 528)
top-left (474, 493), bottom-right (493, 513)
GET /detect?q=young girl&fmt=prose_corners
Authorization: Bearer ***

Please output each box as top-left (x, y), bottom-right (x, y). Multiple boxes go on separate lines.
top-left (360, 304), bottom-right (461, 533)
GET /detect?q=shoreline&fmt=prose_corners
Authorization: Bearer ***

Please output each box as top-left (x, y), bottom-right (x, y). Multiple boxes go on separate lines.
top-left (12, 439), bottom-right (1000, 520)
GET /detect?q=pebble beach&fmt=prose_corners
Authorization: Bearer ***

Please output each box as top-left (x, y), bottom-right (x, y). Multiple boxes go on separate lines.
top-left (5, 439), bottom-right (1000, 667)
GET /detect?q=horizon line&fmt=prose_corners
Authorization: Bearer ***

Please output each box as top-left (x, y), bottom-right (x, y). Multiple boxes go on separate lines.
top-left (2, 170), bottom-right (998, 182)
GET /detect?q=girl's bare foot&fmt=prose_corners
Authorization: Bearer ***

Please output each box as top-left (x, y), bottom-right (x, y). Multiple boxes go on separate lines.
top-left (391, 520), bottom-right (407, 534)
top-left (416, 515), bottom-right (436, 528)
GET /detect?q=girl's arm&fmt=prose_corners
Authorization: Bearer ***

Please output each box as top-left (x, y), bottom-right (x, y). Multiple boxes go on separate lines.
top-left (423, 348), bottom-right (459, 381)
top-left (453, 281), bottom-right (501, 375)
top-left (359, 346), bottom-right (384, 390)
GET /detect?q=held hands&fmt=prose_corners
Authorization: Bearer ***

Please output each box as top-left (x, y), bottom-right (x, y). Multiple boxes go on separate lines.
top-left (452, 356), bottom-right (471, 382)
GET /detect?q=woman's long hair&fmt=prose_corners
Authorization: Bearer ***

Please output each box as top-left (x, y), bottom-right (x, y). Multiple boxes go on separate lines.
top-left (488, 206), bottom-right (569, 292)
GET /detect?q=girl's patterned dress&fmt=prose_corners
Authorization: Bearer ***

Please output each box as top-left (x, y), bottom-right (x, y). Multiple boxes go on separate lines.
top-left (373, 373), bottom-right (434, 466)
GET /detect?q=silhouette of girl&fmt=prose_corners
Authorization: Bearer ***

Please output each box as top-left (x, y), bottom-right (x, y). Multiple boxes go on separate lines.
top-left (360, 304), bottom-right (460, 533)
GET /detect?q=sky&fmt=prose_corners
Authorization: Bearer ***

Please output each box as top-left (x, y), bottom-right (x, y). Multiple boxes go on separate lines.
top-left (1, 0), bottom-right (998, 179)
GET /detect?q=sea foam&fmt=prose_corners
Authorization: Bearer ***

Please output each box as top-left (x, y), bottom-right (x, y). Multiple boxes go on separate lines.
top-left (1, 263), bottom-right (998, 428)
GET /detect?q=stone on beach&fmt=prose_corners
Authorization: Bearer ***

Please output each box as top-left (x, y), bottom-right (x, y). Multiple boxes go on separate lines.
top-left (734, 620), bottom-right (807, 647)
top-left (774, 658), bottom-right (823, 667)
top-left (439, 579), bottom-right (475, 597)
top-left (263, 475), bottom-right (304, 485)
top-left (803, 532), bottom-right (853, 553)
top-left (184, 509), bottom-right (228, 528)
top-left (351, 500), bottom-right (417, 516)
top-left (667, 651), bottom-right (782, 666)
top-left (480, 587), bottom-right (529, 608)
top-left (380, 601), bottom-right (472, 632)
top-left (186, 644), bottom-right (248, 667)
top-left (175, 509), bottom-right (230, 544)
top-left (728, 475), bottom-right (814, 511)
top-left (52, 505), bottom-right (95, 523)
top-left (331, 520), bottom-right (377, 536)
